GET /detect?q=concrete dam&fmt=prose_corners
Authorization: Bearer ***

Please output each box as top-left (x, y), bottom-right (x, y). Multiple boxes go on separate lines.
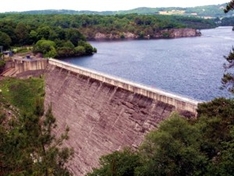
top-left (44, 59), bottom-right (199, 175)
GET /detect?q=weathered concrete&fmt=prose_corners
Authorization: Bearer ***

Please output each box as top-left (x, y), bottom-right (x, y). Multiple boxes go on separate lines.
top-left (13, 58), bottom-right (48, 74)
top-left (2, 58), bottom-right (48, 77)
top-left (45, 59), bottom-right (200, 175)
top-left (48, 59), bottom-right (198, 114)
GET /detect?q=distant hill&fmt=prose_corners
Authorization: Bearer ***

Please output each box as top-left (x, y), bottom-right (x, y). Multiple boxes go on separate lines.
top-left (8, 3), bottom-right (233, 18)
top-left (118, 4), bottom-right (233, 18)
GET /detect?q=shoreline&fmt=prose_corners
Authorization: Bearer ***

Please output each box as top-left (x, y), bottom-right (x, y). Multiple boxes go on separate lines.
top-left (82, 28), bottom-right (202, 41)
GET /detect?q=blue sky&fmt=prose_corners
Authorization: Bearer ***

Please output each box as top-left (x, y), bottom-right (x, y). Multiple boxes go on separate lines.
top-left (0, 0), bottom-right (229, 12)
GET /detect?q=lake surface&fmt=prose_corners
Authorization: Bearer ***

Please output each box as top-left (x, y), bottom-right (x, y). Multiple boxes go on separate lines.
top-left (62, 27), bottom-right (234, 101)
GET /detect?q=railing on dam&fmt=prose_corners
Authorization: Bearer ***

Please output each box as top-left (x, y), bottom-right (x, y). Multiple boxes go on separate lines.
top-left (48, 58), bottom-right (201, 115)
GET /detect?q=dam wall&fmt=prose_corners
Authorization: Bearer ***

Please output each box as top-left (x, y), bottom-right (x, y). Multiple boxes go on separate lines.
top-left (48, 59), bottom-right (198, 114)
top-left (45, 59), bottom-right (200, 175)
top-left (13, 58), bottom-right (48, 74)
top-left (2, 58), bottom-right (48, 77)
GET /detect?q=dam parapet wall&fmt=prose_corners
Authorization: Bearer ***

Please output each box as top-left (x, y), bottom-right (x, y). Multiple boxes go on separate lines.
top-left (48, 58), bottom-right (199, 116)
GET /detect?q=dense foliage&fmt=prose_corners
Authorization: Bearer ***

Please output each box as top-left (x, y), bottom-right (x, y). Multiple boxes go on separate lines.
top-left (0, 78), bottom-right (73, 175)
top-left (219, 16), bottom-right (234, 26)
top-left (87, 148), bottom-right (141, 176)
top-left (87, 98), bottom-right (234, 176)
top-left (0, 15), bottom-right (96, 58)
top-left (0, 13), bottom-right (215, 44)
top-left (75, 14), bottom-right (215, 40)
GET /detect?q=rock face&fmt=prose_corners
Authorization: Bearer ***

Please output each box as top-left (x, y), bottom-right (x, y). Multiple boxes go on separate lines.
top-left (93, 28), bottom-right (200, 40)
top-left (154, 28), bottom-right (201, 38)
top-left (44, 65), bottom-right (177, 175)
top-left (94, 32), bottom-right (137, 40)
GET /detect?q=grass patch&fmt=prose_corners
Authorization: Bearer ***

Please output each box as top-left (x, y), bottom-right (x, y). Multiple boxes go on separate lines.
top-left (13, 46), bottom-right (33, 53)
top-left (0, 77), bottom-right (44, 114)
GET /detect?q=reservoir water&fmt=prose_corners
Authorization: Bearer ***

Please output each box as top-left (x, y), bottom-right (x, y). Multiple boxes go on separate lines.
top-left (62, 27), bottom-right (234, 101)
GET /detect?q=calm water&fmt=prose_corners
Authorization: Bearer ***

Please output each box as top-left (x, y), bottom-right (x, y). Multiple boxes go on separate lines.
top-left (62, 27), bottom-right (234, 101)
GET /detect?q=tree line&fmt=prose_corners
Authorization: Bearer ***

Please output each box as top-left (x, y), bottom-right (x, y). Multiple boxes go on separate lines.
top-left (76, 14), bottom-right (216, 40)
top-left (0, 13), bottom-right (216, 46)
top-left (0, 16), bottom-right (97, 58)
top-left (13, 3), bottom-right (234, 18)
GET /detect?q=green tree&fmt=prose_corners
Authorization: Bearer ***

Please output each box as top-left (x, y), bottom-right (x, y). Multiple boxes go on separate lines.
top-left (56, 46), bottom-right (75, 58)
top-left (75, 46), bottom-right (86, 55)
top-left (0, 78), bottom-right (73, 175)
top-left (33, 39), bottom-right (57, 58)
top-left (15, 23), bottom-right (29, 45)
top-left (54, 28), bottom-right (66, 40)
top-left (215, 127), bottom-right (234, 175)
top-left (83, 42), bottom-right (95, 55)
top-left (196, 98), bottom-right (234, 175)
top-left (0, 21), bottom-right (17, 45)
top-left (65, 28), bottom-right (85, 46)
top-left (0, 31), bottom-right (12, 49)
top-left (136, 114), bottom-right (207, 176)
top-left (56, 40), bottom-right (75, 58)
top-left (0, 105), bottom-right (73, 176)
top-left (37, 26), bottom-right (52, 40)
top-left (86, 148), bottom-right (141, 176)
top-left (78, 41), bottom-right (96, 55)
top-left (29, 30), bottom-right (38, 44)
top-left (64, 40), bottom-right (75, 49)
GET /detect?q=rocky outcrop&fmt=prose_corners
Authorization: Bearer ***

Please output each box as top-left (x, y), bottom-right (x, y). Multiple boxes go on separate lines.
top-left (94, 32), bottom-right (137, 40)
top-left (93, 28), bottom-right (200, 40)
top-left (153, 28), bottom-right (201, 38)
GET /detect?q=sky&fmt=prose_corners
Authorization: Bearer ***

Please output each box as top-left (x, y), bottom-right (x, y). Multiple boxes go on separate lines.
top-left (0, 0), bottom-right (230, 12)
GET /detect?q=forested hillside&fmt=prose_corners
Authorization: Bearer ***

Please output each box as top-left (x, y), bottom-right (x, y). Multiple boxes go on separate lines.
top-left (219, 16), bottom-right (234, 26)
top-left (127, 4), bottom-right (233, 18)
top-left (14, 3), bottom-right (234, 18)
top-left (0, 14), bottom-right (97, 58)
top-left (0, 13), bottom-right (216, 46)
top-left (74, 14), bottom-right (215, 40)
